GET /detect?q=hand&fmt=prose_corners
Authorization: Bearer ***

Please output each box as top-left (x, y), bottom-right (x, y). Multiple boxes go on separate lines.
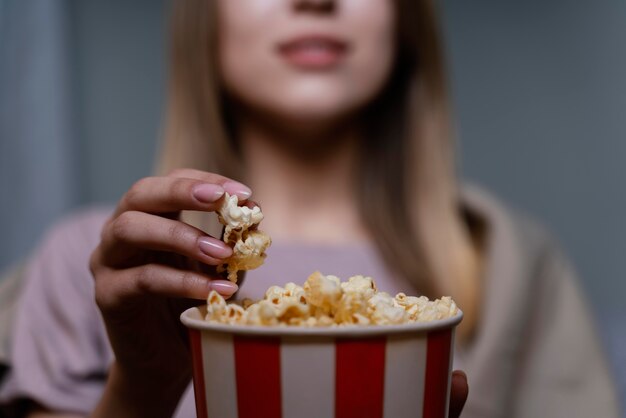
top-left (89, 169), bottom-right (253, 416)
top-left (449, 370), bottom-right (469, 418)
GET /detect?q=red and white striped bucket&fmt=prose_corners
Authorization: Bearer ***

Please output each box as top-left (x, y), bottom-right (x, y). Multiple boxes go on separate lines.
top-left (181, 306), bottom-right (462, 418)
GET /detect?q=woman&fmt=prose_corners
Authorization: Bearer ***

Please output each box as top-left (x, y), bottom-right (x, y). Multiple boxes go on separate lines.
top-left (0, 0), bottom-right (619, 417)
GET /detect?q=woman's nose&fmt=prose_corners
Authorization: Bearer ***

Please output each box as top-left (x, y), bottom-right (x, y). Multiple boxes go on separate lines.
top-left (292, 0), bottom-right (336, 13)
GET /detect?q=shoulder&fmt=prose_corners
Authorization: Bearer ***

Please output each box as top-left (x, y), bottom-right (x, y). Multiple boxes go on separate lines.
top-left (460, 183), bottom-right (564, 277)
top-left (458, 186), bottom-right (621, 418)
top-left (41, 205), bottom-right (113, 246)
top-left (459, 183), bottom-right (581, 338)
top-left (35, 205), bottom-right (113, 261)
top-left (21, 205), bottom-right (113, 296)
top-left (460, 185), bottom-right (621, 418)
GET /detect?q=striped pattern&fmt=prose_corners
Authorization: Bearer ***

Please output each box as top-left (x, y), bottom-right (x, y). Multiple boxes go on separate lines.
top-left (189, 329), bottom-right (454, 418)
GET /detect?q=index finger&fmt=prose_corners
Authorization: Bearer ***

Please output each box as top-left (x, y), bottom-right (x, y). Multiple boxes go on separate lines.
top-left (113, 176), bottom-right (219, 218)
top-left (113, 172), bottom-right (252, 218)
top-left (168, 168), bottom-right (252, 201)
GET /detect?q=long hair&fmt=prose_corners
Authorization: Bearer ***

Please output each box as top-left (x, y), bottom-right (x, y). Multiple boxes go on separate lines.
top-left (159, 0), bottom-right (481, 338)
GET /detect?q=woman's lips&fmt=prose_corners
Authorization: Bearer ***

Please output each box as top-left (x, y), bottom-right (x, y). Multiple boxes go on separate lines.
top-left (277, 35), bottom-right (349, 70)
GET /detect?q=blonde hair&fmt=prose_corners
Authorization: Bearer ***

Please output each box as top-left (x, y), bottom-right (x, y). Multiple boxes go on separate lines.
top-left (159, 0), bottom-right (481, 338)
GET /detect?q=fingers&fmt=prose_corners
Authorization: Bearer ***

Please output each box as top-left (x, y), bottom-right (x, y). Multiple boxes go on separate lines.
top-left (114, 177), bottom-right (220, 217)
top-left (115, 171), bottom-right (252, 218)
top-left (449, 370), bottom-right (469, 418)
top-left (95, 263), bottom-right (238, 311)
top-left (101, 211), bottom-right (233, 267)
top-left (167, 168), bottom-right (252, 201)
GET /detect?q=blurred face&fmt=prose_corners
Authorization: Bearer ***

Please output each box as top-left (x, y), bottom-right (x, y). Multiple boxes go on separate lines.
top-left (218, 0), bottom-right (396, 128)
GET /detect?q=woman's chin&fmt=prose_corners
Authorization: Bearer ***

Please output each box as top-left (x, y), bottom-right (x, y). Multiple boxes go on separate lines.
top-left (270, 107), bottom-right (359, 137)
top-left (231, 92), bottom-right (362, 139)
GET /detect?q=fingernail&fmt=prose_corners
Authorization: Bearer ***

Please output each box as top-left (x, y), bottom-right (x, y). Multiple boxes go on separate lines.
top-left (211, 281), bottom-right (238, 297)
top-left (223, 181), bottom-right (252, 200)
top-left (198, 237), bottom-right (233, 259)
top-left (193, 184), bottom-right (225, 203)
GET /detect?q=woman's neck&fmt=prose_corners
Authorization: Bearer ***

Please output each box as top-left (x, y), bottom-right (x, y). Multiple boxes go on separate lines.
top-left (239, 118), bottom-right (370, 245)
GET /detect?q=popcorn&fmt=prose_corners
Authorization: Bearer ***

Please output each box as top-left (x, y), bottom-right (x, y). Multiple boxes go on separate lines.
top-left (367, 292), bottom-right (409, 325)
top-left (204, 272), bottom-right (459, 327)
top-left (303, 272), bottom-right (342, 315)
top-left (216, 193), bottom-right (271, 282)
top-left (223, 304), bottom-right (246, 325)
top-left (341, 275), bottom-right (377, 296)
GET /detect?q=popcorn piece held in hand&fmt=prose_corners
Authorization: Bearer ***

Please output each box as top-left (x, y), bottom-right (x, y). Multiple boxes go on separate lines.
top-left (216, 192), bottom-right (271, 282)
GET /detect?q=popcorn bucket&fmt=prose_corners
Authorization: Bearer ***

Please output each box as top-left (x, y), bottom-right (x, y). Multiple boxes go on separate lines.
top-left (181, 306), bottom-right (462, 418)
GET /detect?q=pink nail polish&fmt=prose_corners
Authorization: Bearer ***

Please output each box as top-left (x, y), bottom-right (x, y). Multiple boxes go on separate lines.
top-left (193, 184), bottom-right (225, 203)
top-left (223, 181), bottom-right (252, 200)
top-left (198, 237), bottom-right (233, 259)
top-left (211, 281), bottom-right (238, 297)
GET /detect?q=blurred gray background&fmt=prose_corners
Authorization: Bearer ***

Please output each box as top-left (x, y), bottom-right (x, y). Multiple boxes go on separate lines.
top-left (0, 0), bottom-right (625, 405)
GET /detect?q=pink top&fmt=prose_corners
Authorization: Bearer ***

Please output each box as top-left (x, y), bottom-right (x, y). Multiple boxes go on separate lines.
top-left (0, 186), bottom-right (620, 417)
